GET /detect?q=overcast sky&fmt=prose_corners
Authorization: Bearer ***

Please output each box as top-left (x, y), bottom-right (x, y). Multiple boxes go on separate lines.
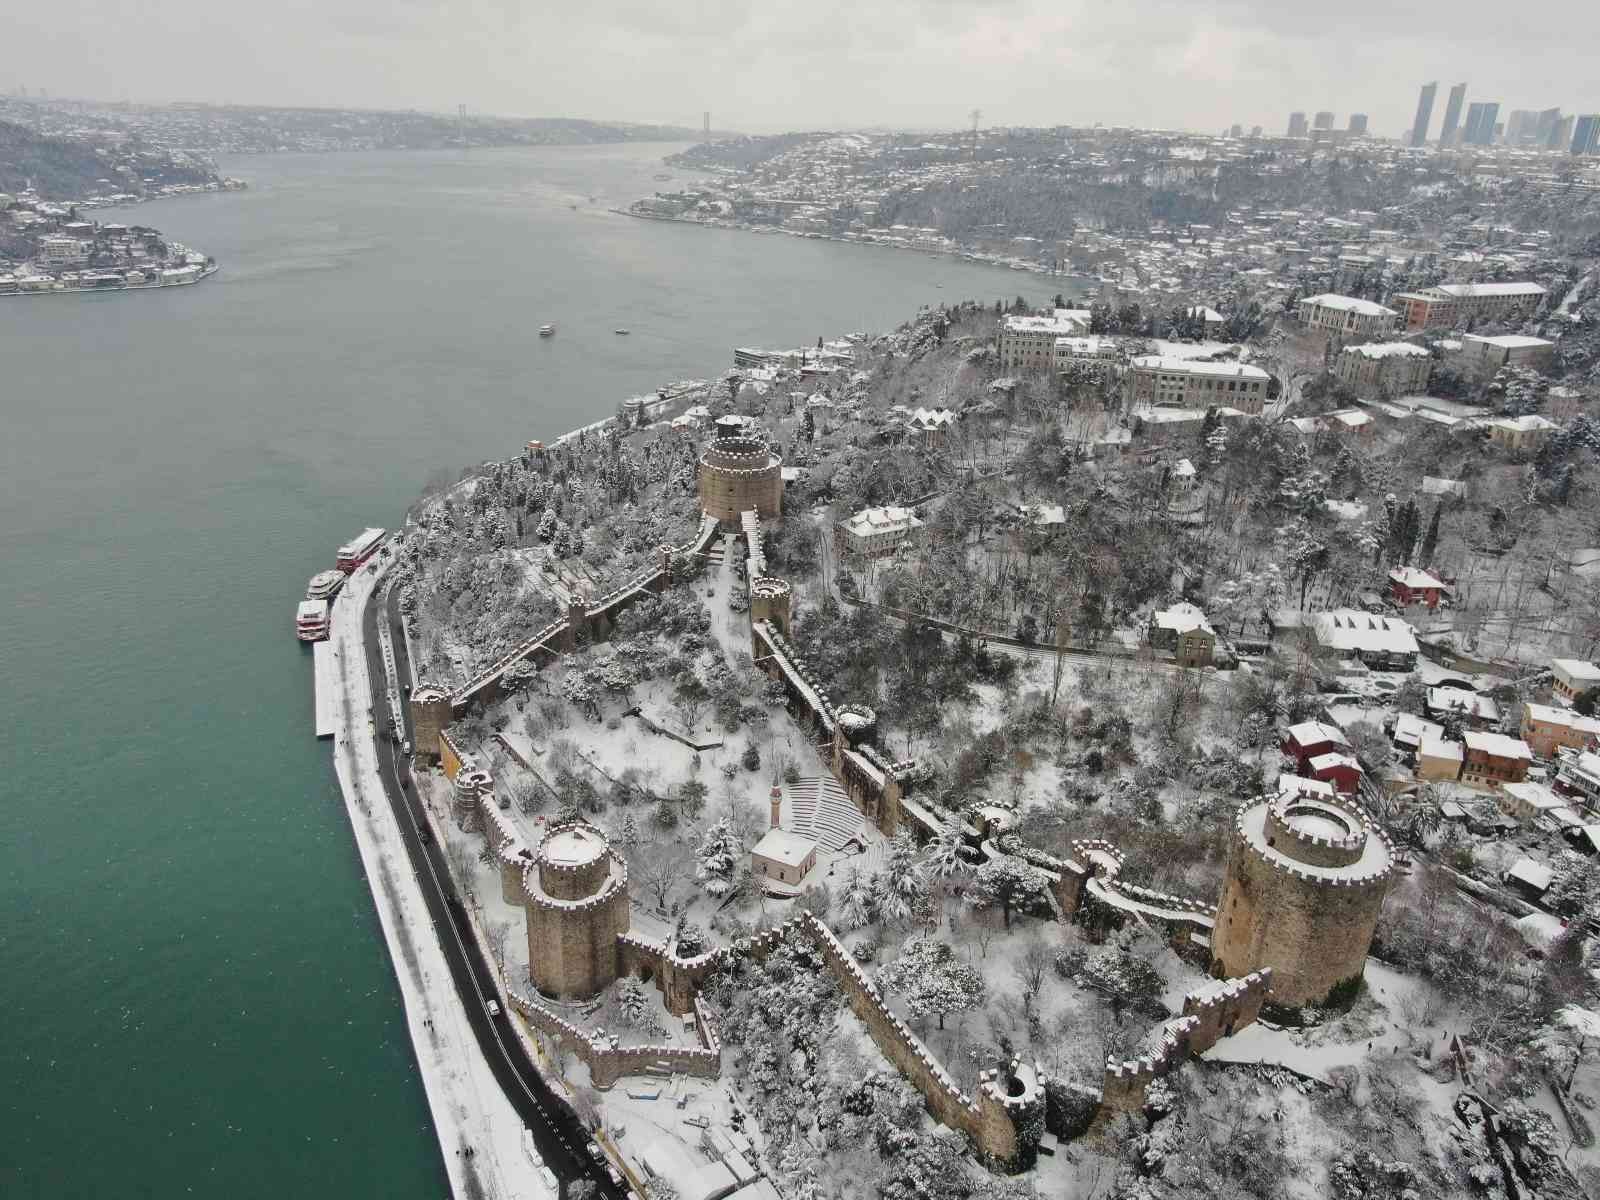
top-left (5, 1), bottom-right (1598, 137)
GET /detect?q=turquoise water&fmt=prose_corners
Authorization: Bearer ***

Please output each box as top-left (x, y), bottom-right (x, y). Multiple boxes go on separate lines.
top-left (0, 143), bottom-right (1061, 1198)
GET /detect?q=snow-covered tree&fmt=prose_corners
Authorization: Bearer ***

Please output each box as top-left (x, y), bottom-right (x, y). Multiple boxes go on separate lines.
top-left (922, 819), bottom-right (969, 879)
top-left (876, 936), bottom-right (986, 1030)
top-left (968, 855), bottom-right (1052, 928)
top-left (839, 866), bottom-right (876, 930)
top-left (873, 833), bottom-right (926, 923)
top-left (695, 818), bottom-right (742, 897)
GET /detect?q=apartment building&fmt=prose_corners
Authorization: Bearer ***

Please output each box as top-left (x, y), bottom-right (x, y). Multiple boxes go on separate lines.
top-left (1296, 293), bottom-right (1401, 338)
top-left (1122, 356), bottom-right (1269, 414)
top-left (1520, 702), bottom-right (1600, 760)
top-left (1456, 334), bottom-right (1556, 375)
top-left (1390, 282), bottom-right (1547, 333)
top-left (1461, 731), bottom-right (1533, 790)
top-left (1332, 341), bottom-right (1433, 397)
top-left (1552, 659), bottom-right (1600, 704)
top-left (1486, 414), bottom-right (1559, 452)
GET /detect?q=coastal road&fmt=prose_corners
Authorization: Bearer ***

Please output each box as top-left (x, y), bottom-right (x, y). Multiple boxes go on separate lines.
top-left (357, 573), bottom-right (627, 1200)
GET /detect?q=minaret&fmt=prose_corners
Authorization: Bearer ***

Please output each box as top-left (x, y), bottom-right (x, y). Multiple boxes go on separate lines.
top-left (769, 783), bottom-right (782, 829)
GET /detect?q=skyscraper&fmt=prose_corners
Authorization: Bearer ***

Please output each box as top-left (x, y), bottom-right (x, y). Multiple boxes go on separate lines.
top-left (1462, 101), bottom-right (1500, 146)
top-left (1288, 112), bottom-right (1308, 137)
top-left (1553, 115), bottom-right (1575, 152)
top-left (1313, 111), bottom-right (1335, 130)
top-left (703, 111), bottom-right (711, 137)
top-left (1439, 83), bottom-right (1467, 147)
top-left (1348, 114), bottom-right (1369, 135)
top-left (1409, 82), bottom-right (1438, 147)
top-left (1250, 125), bottom-right (1263, 138)
top-left (1505, 110), bottom-right (1537, 146)
top-left (1536, 108), bottom-right (1563, 150)
top-left (1573, 115), bottom-right (1600, 157)
top-left (1229, 123), bottom-right (1243, 138)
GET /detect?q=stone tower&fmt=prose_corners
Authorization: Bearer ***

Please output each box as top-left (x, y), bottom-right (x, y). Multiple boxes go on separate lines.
top-left (748, 576), bottom-right (792, 656)
top-left (697, 434), bottom-right (783, 525)
top-left (523, 821), bottom-right (630, 1001)
top-left (1209, 793), bottom-right (1395, 1008)
top-left (408, 683), bottom-right (453, 761)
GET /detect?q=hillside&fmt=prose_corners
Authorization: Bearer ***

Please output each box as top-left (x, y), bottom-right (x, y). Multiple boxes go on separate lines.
top-left (0, 119), bottom-right (220, 200)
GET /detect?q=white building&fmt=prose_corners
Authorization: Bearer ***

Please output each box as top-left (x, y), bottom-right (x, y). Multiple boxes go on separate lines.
top-left (1296, 293), bottom-right (1400, 338)
top-left (1053, 336), bottom-right (1121, 369)
top-left (1552, 659), bottom-right (1600, 704)
top-left (1122, 356), bottom-right (1270, 414)
top-left (40, 236), bottom-right (91, 267)
top-left (838, 506), bottom-right (925, 559)
top-left (1457, 334), bottom-right (1556, 375)
top-left (1312, 610), bottom-right (1419, 670)
top-left (1487, 414), bottom-right (1559, 452)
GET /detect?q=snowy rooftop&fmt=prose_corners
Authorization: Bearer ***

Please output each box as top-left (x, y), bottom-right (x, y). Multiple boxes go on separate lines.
top-left (1491, 415), bottom-right (1559, 433)
top-left (1347, 341), bottom-right (1429, 360)
top-left (1389, 566), bottom-right (1444, 589)
top-left (1525, 702), bottom-right (1600, 734)
top-left (543, 826), bottom-right (606, 867)
top-left (1463, 333), bottom-right (1553, 349)
top-left (1420, 737), bottom-right (1463, 762)
top-left (1129, 355), bottom-right (1269, 379)
top-left (1277, 774), bottom-right (1335, 800)
top-left (1286, 720), bottom-right (1349, 748)
top-left (1237, 798), bottom-right (1392, 882)
top-left (1553, 658), bottom-right (1600, 682)
top-left (1463, 731), bottom-right (1532, 761)
top-left (843, 506), bottom-right (922, 536)
top-left (1433, 281), bottom-right (1546, 298)
top-left (1314, 610), bottom-right (1418, 655)
top-left (1300, 293), bottom-right (1397, 316)
top-left (1152, 602), bottom-right (1214, 635)
top-left (751, 828), bottom-right (818, 868)
top-left (1506, 857), bottom-right (1554, 891)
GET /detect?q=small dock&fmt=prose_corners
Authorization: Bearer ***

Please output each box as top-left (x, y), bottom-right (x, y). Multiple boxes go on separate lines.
top-left (313, 640), bottom-right (337, 739)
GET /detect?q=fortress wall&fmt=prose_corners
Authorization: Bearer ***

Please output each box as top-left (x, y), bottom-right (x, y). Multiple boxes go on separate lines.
top-left (507, 990), bottom-right (720, 1091)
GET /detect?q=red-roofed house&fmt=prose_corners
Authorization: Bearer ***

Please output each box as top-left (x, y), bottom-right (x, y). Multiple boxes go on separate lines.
top-left (1283, 721), bottom-right (1350, 773)
top-left (1307, 752), bottom-right (1364, 795)
top-left (1388, 566), bottom-right (1445, 610)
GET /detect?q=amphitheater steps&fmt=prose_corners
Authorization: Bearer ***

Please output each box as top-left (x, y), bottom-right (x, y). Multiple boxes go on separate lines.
top-left (782, 777), bottom-right (864, 852)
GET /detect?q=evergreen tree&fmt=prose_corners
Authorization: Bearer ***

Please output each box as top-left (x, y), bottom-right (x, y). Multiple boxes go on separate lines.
top-left (1418, 504), bottom-right (1442, 567)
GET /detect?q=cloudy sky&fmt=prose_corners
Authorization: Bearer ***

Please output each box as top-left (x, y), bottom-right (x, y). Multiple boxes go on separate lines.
top-left (4, 1), bottom-right (1597, 137)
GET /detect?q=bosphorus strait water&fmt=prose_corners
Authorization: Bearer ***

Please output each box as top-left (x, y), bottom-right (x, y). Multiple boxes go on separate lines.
top-left (0, 143), bottom-right (1059, 1198)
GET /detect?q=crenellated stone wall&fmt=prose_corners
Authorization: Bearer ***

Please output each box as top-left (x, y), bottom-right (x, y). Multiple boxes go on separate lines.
top-left (1100, 969), bottom-right (1272, 1112)
top-left (617, 931), bottom-right (723, 1017)
top-left (508, 989), bottom-right (723, 1090)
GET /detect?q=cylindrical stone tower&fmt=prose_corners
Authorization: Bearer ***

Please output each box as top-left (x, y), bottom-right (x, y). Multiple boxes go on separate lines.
top-left (523, 821), bottom-right (630, 1001)
top-left (698, 435), bottom-right (782, 525)
top-left (409, 683), bottom-right (452, 761)
top-left (1209, 793), bottom-right (1395, 1008)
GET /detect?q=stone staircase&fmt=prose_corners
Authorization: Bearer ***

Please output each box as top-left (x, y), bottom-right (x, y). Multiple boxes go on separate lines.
top-left (783, 777), bottom-right (865, 852)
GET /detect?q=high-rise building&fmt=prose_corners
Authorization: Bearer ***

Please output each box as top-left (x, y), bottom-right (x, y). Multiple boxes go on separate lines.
top-left (1409, 82), bottom-right (1438, 147)
top-left (1230, 123), bottom-right (1243, 138)
top-left (1288, 111), bottom-right (1308, 137)
top-left (1573, 115), bottom-right (1600, 157)
top-left (1313, 111), bottom-right (1335, 130)
top-left (1552, 115), bottom-right (1575, 152)
top-left (1348, 114), bottom-right (1369, 135)
top-left (1462, 101), bottom-right (1500, 147)
top-left (1250, 125), bottom-right (1263, 138)
top-left (1439, 83), bottom-right (1467, 147)
top-left (702, 111), bottom-right (711, 137)
top-left (1536, 108), bottom-right (1563, 150)
top-left (1505, 109), bottom-right (1537, 146)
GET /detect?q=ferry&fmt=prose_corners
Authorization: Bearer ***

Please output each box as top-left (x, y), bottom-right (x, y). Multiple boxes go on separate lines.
top-left (306, 570), bottom-right (346, 602)
top-left (336, 527), bottom-right (387, 574)
top-left (539, 324), bottom-right (556, 337)
top-left (295, 598), bottom-right (330, 643)
top-left (614, 328), bottom-right (630, 335)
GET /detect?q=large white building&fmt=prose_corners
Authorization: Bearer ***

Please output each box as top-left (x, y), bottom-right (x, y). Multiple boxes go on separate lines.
top-left (1053, 336), bottom-right (1121, 370)
top-left (1296, 293), bottom-right (1401, 338)
top-left (1123, 356), bottom-right (1269, 414)
top-left (1392, 282), bottom-right (1547, 332)
top-left (998, 311), bottom-right (1091, 370)
top-left (837, 505), bottom-right (925, 559)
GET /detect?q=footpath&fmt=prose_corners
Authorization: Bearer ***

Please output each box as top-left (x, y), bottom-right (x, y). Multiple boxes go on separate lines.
top-left (328, 558), bottom-right (554, 1200)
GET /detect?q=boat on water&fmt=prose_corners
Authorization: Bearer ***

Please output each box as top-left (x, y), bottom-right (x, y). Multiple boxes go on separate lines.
top-left (539, 324), bottom-right (556, 337)
top-left (614, 328), bottom-right (630, 335)
top-left (336, 527), bottom-right (387, 574)
top-left (295, 598), bottom-right (330, 643)
top-left (305, 569), bottom-right (346, 601)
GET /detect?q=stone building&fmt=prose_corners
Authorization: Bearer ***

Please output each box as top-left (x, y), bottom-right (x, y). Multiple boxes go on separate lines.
top-left (997, 312), bottom-right (1089, 370)
top-left (1457, 334), bottom-right (1556, 375)
top-left (523, 821), bottom-right (631, 1001)
top-left (1332, 342), bottom-right (1433, 397)
top-left (1122, 355), bottom-right (1269, 415)
top-left (1210, 793), bottom-right (1395, 1008)
top-left (697, 426), bottom-right (783, 525)
top-left (1390, 282), bottom-right (1547, 333)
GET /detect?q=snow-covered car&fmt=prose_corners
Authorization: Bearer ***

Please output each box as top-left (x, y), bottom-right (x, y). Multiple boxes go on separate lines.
top-left (485, 999), bottom-right (501, 1018)
top-left (586, 1141), bottom-right (604, 1161)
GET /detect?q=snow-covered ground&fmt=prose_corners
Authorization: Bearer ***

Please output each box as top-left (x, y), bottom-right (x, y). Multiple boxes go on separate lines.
top-left (328, 559), bottom-right (556, 1200)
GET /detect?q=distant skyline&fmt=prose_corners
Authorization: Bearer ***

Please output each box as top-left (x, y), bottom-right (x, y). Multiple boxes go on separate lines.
top-left (3, 1), bottom-right (1598, 138)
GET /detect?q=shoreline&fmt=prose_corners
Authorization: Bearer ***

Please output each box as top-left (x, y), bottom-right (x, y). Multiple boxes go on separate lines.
top-left (612, 206), bottom-right (1095, 286)
top-left (0, 261), bottom-right (219, 297)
